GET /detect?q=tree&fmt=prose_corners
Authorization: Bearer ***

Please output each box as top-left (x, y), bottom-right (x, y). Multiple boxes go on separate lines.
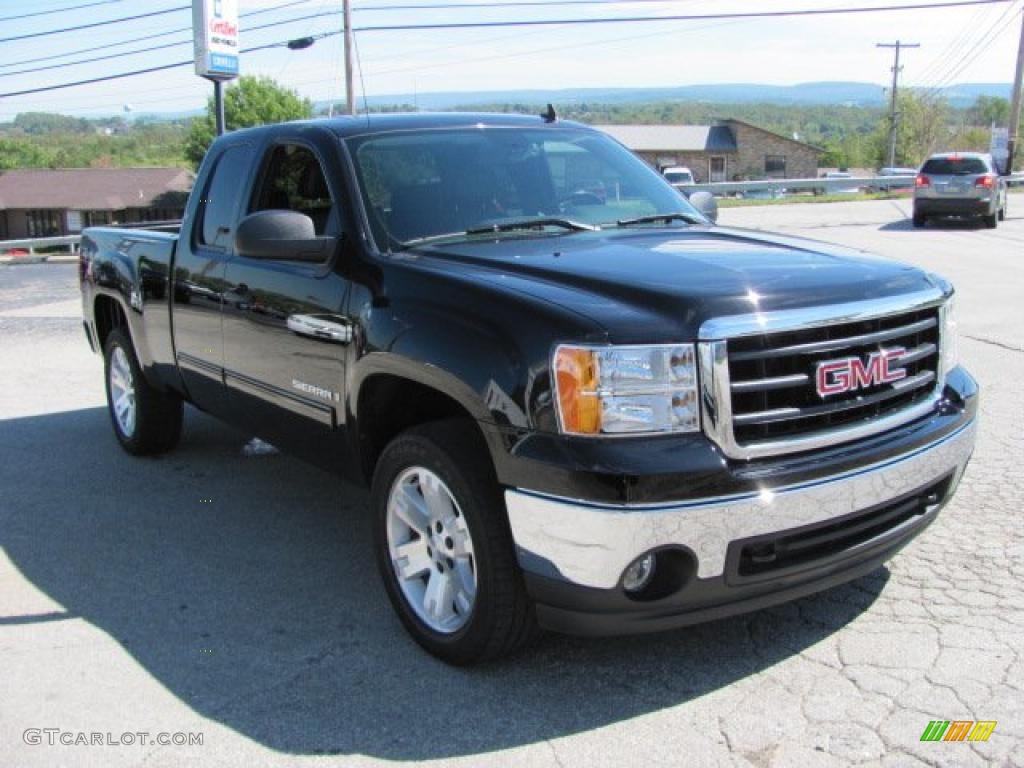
top-left (967, 95), bottom-right (1010, 127)
top-left (12, 112), bottom-right (90, 135)
top-left (870, 91), bottom-right (949, 167)
top-left (184, 76), bottom-right (313, 167)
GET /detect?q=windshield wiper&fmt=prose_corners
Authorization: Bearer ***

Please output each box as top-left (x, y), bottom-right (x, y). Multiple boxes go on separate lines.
top-left (616, 212), bottom-right (705, 227)
top-left (465, 217), bottom-right (598, 235)
top-left (396, 217), bottom-right (597, 249)
top-left (397, 231), bottom-right (475, 248)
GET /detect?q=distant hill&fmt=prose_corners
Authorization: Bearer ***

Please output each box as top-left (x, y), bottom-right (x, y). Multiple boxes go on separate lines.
top-left (328, 81), bottom-right (1011, 111)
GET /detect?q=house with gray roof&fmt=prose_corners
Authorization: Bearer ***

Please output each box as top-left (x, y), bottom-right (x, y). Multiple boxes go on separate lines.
top-left (594, 119), bottom-right (822, 183)
top-left (0, 167), bottom-right (192, 240)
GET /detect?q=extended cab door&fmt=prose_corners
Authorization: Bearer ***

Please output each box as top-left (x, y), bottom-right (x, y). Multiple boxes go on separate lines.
top-left (173, 141), bottom-right (254, 414)
top-left (221, 138), bottom-right (355, 469)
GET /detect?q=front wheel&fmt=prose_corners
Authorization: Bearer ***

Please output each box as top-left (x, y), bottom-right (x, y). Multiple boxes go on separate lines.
top-left (371, 420), bottom-right (536, 664)
top-left (104, 328), bottom-right (183, 455)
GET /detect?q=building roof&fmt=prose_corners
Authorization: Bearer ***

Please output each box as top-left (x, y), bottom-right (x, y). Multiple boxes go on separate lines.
top-left (722, 119), bottom-right (825, 153)
top-left (0, 167), bottom-right (193, 211)
top-left (592, 124), bottom-right (738, 153)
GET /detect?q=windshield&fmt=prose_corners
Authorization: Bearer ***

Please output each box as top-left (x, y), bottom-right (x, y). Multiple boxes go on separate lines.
top-left (664, 171), bottom-right (693, 184)
top-left (347, 126), bottom-right (698, 248)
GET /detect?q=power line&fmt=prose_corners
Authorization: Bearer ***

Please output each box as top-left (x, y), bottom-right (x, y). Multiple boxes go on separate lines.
top-left (353, 0), bottom-right (703, 9)
top-left (1, 0), bottom-right (1014, 100)
top-left (910, 3), bottom-right (994, 86)
top-left (364, 18), bottom-right (740, 78)
top-left (928, 16), bottom-right (1018, 93)
top-left (0, 4), bottom-right (189, 45)
top-left (914, 3), bottom-right (1005, 89)
top-left (0, 8), bottom-right (347, 79)
top-left (349, 0), bottom-right (1015, 33)
top-left (0, 32), bottom-right (343, 100)
top-left (0, 0), bottom-right (124, 24)
top-left (919, 0), bottom-right (1021, 94)
top-left (0, 0), bottom-right (321, 69)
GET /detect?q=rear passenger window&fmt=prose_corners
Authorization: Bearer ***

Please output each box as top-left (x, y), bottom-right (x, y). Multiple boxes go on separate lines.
top-left (921, 157), bottom-right (989, 175)
top-left (250, 144), bottom-right (339, 237)
top-left (198, 144), bottom-right (253, 248)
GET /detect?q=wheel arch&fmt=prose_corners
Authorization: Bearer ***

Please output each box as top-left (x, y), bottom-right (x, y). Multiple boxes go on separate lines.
top-left (351, 363), bottom-right (502, 486)
top-left (93, 293), bottom-right (130, 352)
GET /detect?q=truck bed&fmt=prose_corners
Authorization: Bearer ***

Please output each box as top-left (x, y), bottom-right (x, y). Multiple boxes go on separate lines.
top-left (80, 226), bottom-right (180, 388)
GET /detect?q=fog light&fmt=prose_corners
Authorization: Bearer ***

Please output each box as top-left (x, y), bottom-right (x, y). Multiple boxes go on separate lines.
top-left (622, 553), bottom-right (656, 592)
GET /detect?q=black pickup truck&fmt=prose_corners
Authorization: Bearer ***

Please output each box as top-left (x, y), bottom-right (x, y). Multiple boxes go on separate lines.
top-left (80, 113), bottom-right (977, 664)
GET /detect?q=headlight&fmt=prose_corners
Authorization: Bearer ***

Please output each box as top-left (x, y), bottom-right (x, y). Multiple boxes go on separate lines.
top-left (940, 296), bottom-right (958, 375)
top-left (553, 343), bottom-right (699, 435)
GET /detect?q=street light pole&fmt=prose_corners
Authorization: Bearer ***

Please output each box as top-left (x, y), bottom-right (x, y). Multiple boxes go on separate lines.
top-left (343, 0), bottom-right (355, 115)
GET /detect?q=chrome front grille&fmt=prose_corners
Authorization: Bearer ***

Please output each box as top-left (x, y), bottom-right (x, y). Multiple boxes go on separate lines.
top-left (698, 289), bottom-right (948, 460)
top-left (727, 308), bottom-right (940, 443)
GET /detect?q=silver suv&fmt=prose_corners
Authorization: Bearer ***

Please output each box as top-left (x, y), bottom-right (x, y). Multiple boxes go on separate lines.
top-left (913, 152), bottom-right (1007, 229)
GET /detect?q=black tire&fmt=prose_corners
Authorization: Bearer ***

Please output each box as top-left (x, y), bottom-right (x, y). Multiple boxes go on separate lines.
top-left (983, 212), bottom-right (998, 229)
top-left (103, 327), bottom-right (183, 456)
top-left (998, 203), bottom-right (1006, 221)
top-left (912, 210), bottom-right (926, 228)
top-left (371, 419), bottom-right (537, 664)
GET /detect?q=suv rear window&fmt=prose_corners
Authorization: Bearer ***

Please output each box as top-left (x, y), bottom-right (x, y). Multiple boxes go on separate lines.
top-left (921, 156), bottom-right (989, 175)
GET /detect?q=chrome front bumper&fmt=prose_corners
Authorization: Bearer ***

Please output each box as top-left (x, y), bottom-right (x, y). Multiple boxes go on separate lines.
top-left (505, 419), bottom-right (976, 590)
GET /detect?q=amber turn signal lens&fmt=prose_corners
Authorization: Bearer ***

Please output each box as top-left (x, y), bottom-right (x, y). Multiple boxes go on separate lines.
top-left (554, 347), bottom-right (601, 434)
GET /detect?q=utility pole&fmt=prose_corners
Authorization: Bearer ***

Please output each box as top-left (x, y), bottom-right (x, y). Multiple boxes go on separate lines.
top-left (1006, 7), bottom-right (1024, 174)
top-left (343, 0), bottom-right (355, 115)
top-left (877, 40), bottom-right (920, 168)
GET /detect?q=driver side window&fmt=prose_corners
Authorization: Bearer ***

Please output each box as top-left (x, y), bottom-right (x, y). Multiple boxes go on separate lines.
top-left (250, 143), bottom-right (340, 237)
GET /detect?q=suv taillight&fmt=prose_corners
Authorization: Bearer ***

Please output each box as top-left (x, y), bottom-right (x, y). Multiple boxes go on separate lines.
top-left (975, 174), bottom-right (995, 189)
top-left (915, 174), bottom-right (930, 187)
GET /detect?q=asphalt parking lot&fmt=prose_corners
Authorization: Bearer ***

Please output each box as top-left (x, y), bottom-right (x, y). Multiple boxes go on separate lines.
top-left (2, 197), bottom-right (1022, 768)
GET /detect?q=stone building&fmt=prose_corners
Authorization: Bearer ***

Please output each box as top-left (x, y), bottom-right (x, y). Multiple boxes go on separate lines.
top-left (595, 119), bottom-right (822, 182)
top-left (0, 167), bottom-right (192, 239)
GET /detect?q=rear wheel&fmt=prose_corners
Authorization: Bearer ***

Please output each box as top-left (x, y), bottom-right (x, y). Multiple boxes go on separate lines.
top-left (104, 328), bottom-right (183, 455)
top-left (372, 420), bottom-right (536, 664)
top-left (998, 202), bottom-right (1006, 221)
top-left (912, 210), bottom-right (926, 228)
top-left (983, 212), bottom-right (998, 229)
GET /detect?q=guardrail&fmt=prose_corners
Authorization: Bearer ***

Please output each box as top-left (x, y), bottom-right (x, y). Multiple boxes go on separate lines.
top-left (680, 172), bottom-right (1024, 196)
top-left (0, 220), bottom-right (182, 257)
top-left (0, 234), bottom-right (82, 256)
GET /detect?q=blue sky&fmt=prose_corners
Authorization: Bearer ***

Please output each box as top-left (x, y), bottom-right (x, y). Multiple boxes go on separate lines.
top-left (0, 0), bottom-right (1021, 119)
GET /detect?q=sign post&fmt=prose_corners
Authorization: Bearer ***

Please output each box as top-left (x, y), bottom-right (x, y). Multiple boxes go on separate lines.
top-left (192, 0), bottom-right (239, 136)
top-left (990, 124), bottom-right (1009, 175)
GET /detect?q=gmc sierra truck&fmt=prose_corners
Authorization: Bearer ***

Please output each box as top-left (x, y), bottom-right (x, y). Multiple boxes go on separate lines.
top-left (80, 113), bottom-right (977, 664)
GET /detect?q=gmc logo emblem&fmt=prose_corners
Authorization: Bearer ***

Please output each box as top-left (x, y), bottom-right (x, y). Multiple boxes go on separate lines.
top-left (816, 347), bottom-right (907, 397)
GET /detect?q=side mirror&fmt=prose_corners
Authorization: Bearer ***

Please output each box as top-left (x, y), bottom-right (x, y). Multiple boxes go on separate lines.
top-left (688, 190), bottom-right (718, 224)
top-left (235, 210), bottom-right (336, 262)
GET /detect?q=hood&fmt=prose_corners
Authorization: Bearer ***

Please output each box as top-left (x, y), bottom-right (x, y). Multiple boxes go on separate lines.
top-left (406, 226), bottom-right (941, 342)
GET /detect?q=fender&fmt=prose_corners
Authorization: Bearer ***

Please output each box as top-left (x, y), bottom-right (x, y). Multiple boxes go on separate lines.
top-left (81, 229), bottom-right (181, 394)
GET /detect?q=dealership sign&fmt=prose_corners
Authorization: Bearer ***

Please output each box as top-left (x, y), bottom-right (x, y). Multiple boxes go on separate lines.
top-left (192, 0), bottom-right (239, 80)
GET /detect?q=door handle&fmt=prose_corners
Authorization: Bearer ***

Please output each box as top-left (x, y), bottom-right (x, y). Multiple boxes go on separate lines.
top-left (286, 314), bottom-right (353, 344)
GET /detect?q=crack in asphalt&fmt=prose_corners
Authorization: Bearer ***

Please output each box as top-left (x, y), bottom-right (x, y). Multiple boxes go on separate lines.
top-left (963, 334), bottom-right (1024, 354)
